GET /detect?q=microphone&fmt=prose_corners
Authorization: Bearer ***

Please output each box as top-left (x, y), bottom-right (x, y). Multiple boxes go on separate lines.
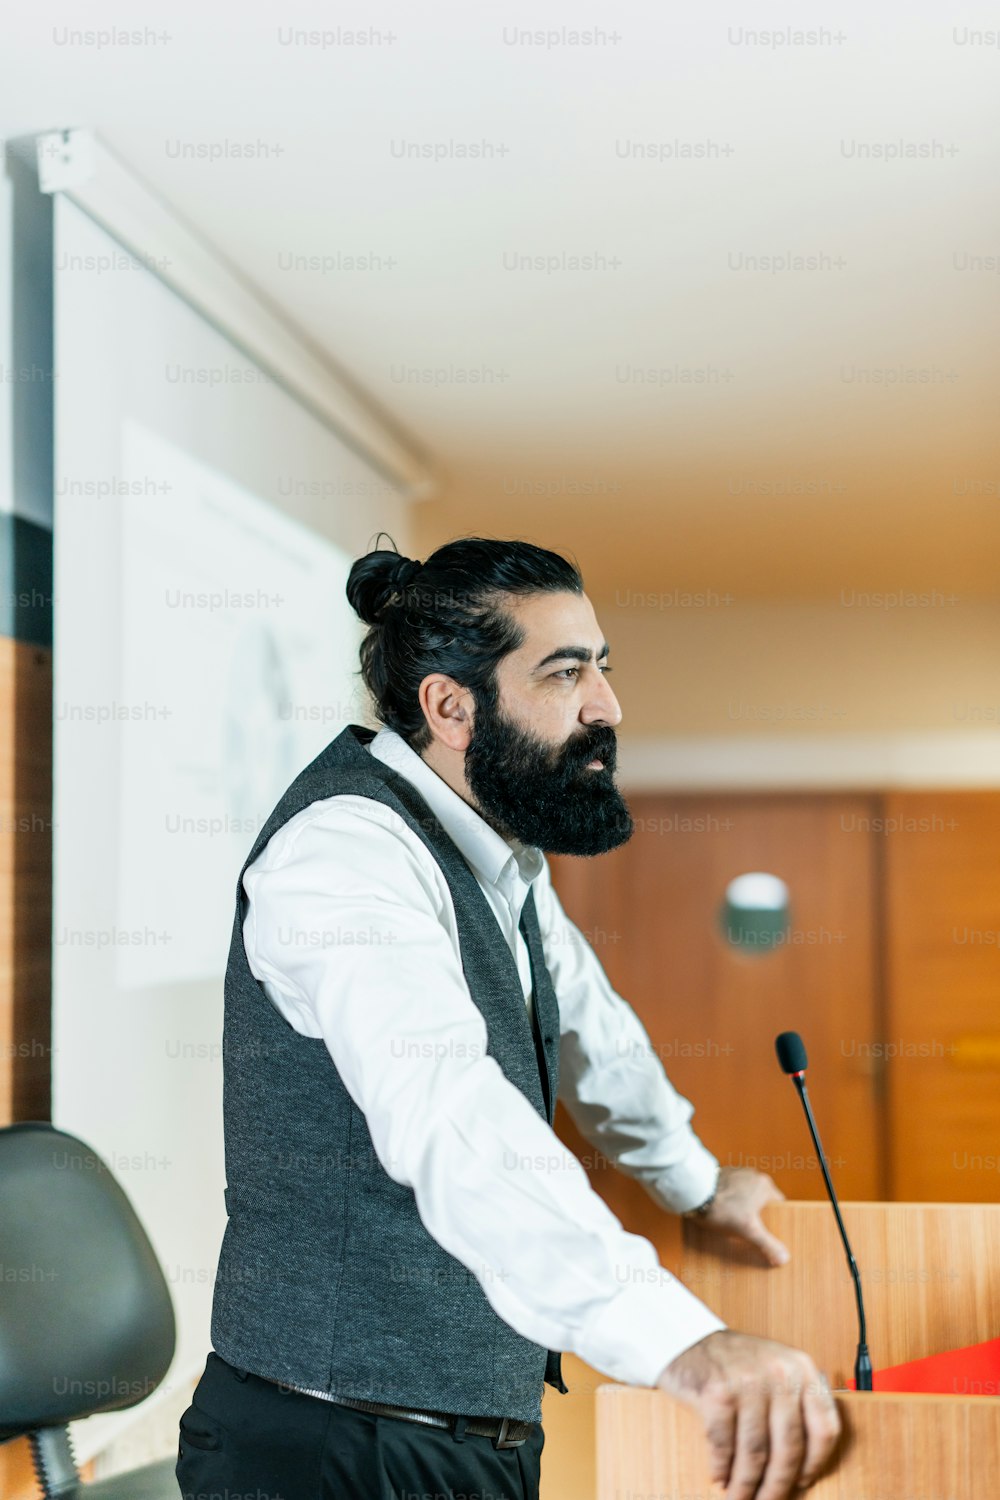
top-left (775, 1030), bottom-right (872, 1392)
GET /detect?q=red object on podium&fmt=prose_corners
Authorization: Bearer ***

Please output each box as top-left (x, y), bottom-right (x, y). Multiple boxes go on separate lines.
top-left (847, 1336), bottom-right (1000, 1395)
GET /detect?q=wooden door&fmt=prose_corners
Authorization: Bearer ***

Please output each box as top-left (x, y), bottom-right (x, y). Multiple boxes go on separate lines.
top-left (883, 791), bottom-right (1000, 1201)
top-left (550, 793), bottom-right (885, 1250)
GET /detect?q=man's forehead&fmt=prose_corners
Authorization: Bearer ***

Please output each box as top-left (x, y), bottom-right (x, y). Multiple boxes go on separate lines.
top-left (506, 588), bottom-right (598, 638)
top-left (503, 591), bottom-right (607, 667)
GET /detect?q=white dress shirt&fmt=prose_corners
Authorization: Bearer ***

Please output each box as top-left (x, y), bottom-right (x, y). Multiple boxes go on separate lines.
top-left (240, 725), bottom-right (726, 1389)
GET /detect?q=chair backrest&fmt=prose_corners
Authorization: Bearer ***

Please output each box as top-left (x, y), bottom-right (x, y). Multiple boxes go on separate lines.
top-left (0, 1121), bottom-right (176, 1441)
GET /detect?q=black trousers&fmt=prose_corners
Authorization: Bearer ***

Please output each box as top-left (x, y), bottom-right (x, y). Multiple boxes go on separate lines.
top-left (176, 1350), bottom-right (545, 1500)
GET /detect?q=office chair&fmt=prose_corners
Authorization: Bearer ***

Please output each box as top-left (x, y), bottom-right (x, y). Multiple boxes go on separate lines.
top-left (0, 1121), bottom-right (179, 1498)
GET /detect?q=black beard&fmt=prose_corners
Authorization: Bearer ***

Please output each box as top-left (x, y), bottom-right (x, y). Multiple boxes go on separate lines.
top-left (463, 693), bottom-right (634, 857)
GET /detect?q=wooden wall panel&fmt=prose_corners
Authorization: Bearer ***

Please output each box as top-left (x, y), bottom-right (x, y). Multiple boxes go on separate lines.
top-left (0, 637), bottom-right (52, 1498)
top-left (551, 793), bottom-right (885, 1251)
top-left (0, 636), bottom-right (51, 1125)
top-left (883, 791), bottom-right (1000, 1201)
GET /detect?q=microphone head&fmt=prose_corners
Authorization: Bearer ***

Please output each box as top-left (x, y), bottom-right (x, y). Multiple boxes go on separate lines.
top-left (776, 1031), bottom-right (808, 1074)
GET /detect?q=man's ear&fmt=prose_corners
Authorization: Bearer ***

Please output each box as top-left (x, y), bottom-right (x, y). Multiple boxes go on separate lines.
top-left (418, 674), bottom-right (474, 752)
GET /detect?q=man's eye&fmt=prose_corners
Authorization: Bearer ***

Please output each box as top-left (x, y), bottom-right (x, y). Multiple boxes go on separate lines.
top-left (552, 666), bottom-right (613, 680)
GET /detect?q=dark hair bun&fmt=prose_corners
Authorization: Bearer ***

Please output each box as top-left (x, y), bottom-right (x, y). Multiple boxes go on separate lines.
top-left (346, 548), bottom-right (422, 625)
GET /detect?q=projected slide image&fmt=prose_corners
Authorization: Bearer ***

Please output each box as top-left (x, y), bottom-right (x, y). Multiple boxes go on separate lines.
top-left (117, 419), bottom-right (362, 989)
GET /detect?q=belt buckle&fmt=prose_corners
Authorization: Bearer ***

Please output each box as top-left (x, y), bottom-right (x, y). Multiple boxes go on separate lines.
top-left (492, 1416), bottom-right (522, 1450)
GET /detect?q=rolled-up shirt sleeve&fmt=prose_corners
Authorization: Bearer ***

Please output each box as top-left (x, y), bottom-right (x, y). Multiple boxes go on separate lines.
top-left (242, 798), bottom-right (725, 1388)
top-left (532, 856), bottom-right (721, 1215)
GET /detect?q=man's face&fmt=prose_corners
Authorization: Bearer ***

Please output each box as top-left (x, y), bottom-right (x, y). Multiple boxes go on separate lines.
top-left (462, 590), bottom-right (634, 856)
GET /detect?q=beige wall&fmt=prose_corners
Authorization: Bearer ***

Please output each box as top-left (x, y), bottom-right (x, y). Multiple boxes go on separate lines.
top-left (407, 504), bottom-right (1000, 756)
top-left (587, 595), bottom-right (1000, 737)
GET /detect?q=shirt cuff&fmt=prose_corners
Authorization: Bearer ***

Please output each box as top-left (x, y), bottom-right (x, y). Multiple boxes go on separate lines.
top-left (641, 1135), bottom-right (721, 1216)
top-left (577, 1273), bottom-right (727, 1388)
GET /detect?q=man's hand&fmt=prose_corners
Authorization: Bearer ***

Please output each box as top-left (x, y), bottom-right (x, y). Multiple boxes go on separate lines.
top-left (696, 1167), bottom-right (790, 1267)
top-left (657, 1329), bottom-right (841, 1499)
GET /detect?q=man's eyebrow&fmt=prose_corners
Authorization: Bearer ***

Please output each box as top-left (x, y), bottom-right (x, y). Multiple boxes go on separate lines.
top-left (532, 642), bottom-right (611, 672)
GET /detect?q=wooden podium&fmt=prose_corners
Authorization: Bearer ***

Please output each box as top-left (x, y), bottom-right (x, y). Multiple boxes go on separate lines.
top-left (596, 1202), bottom-right (1000, 1497)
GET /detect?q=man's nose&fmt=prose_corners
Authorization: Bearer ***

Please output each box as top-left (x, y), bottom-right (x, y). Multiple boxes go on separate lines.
top-left (582, 673), bottom-right (622, 728)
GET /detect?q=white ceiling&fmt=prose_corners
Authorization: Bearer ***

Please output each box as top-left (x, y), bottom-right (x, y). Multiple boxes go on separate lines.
top-left (5, 0), bottom-right (1000, 597)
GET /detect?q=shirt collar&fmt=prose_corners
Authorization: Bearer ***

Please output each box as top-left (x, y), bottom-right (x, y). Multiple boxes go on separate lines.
top-left (365, 725), bottom-right (545, 893)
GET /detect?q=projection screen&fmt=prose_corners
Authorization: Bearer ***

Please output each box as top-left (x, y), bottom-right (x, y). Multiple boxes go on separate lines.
top-left (52, 189), bottom-right (413, 1466)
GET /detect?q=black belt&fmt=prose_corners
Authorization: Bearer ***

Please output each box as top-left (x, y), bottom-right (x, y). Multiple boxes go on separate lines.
top-left (328, 1395), bottom-right (535, 1449)
top-left (252, 1372), bottom-right (535, 1450)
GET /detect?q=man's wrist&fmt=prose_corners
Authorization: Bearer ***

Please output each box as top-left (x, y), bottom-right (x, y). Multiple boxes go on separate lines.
top-left (584, 1276), bottom-right (727, 1388)
top-left (682, 1162), bottom-right (721, 1219)
top-left (643, 1137), bottom-right (721, 1216)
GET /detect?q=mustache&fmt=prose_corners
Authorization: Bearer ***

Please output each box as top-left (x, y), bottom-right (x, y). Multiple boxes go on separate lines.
top-left (562, 729), bottom-right (618, 771)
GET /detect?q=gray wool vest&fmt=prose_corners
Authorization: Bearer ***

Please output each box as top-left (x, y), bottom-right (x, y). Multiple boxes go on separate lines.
top-left (210, 722), bottom-right (568, 1422)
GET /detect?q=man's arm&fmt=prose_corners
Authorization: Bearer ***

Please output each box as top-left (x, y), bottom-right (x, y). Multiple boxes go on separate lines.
top-left (242, 797), bottom-right (725, 1385)
top-left (533, 855), bottom-right (790, 1266)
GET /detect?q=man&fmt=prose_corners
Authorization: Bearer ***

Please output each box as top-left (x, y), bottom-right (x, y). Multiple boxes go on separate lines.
top-left (177, 536), bottom-right (840, 1500)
